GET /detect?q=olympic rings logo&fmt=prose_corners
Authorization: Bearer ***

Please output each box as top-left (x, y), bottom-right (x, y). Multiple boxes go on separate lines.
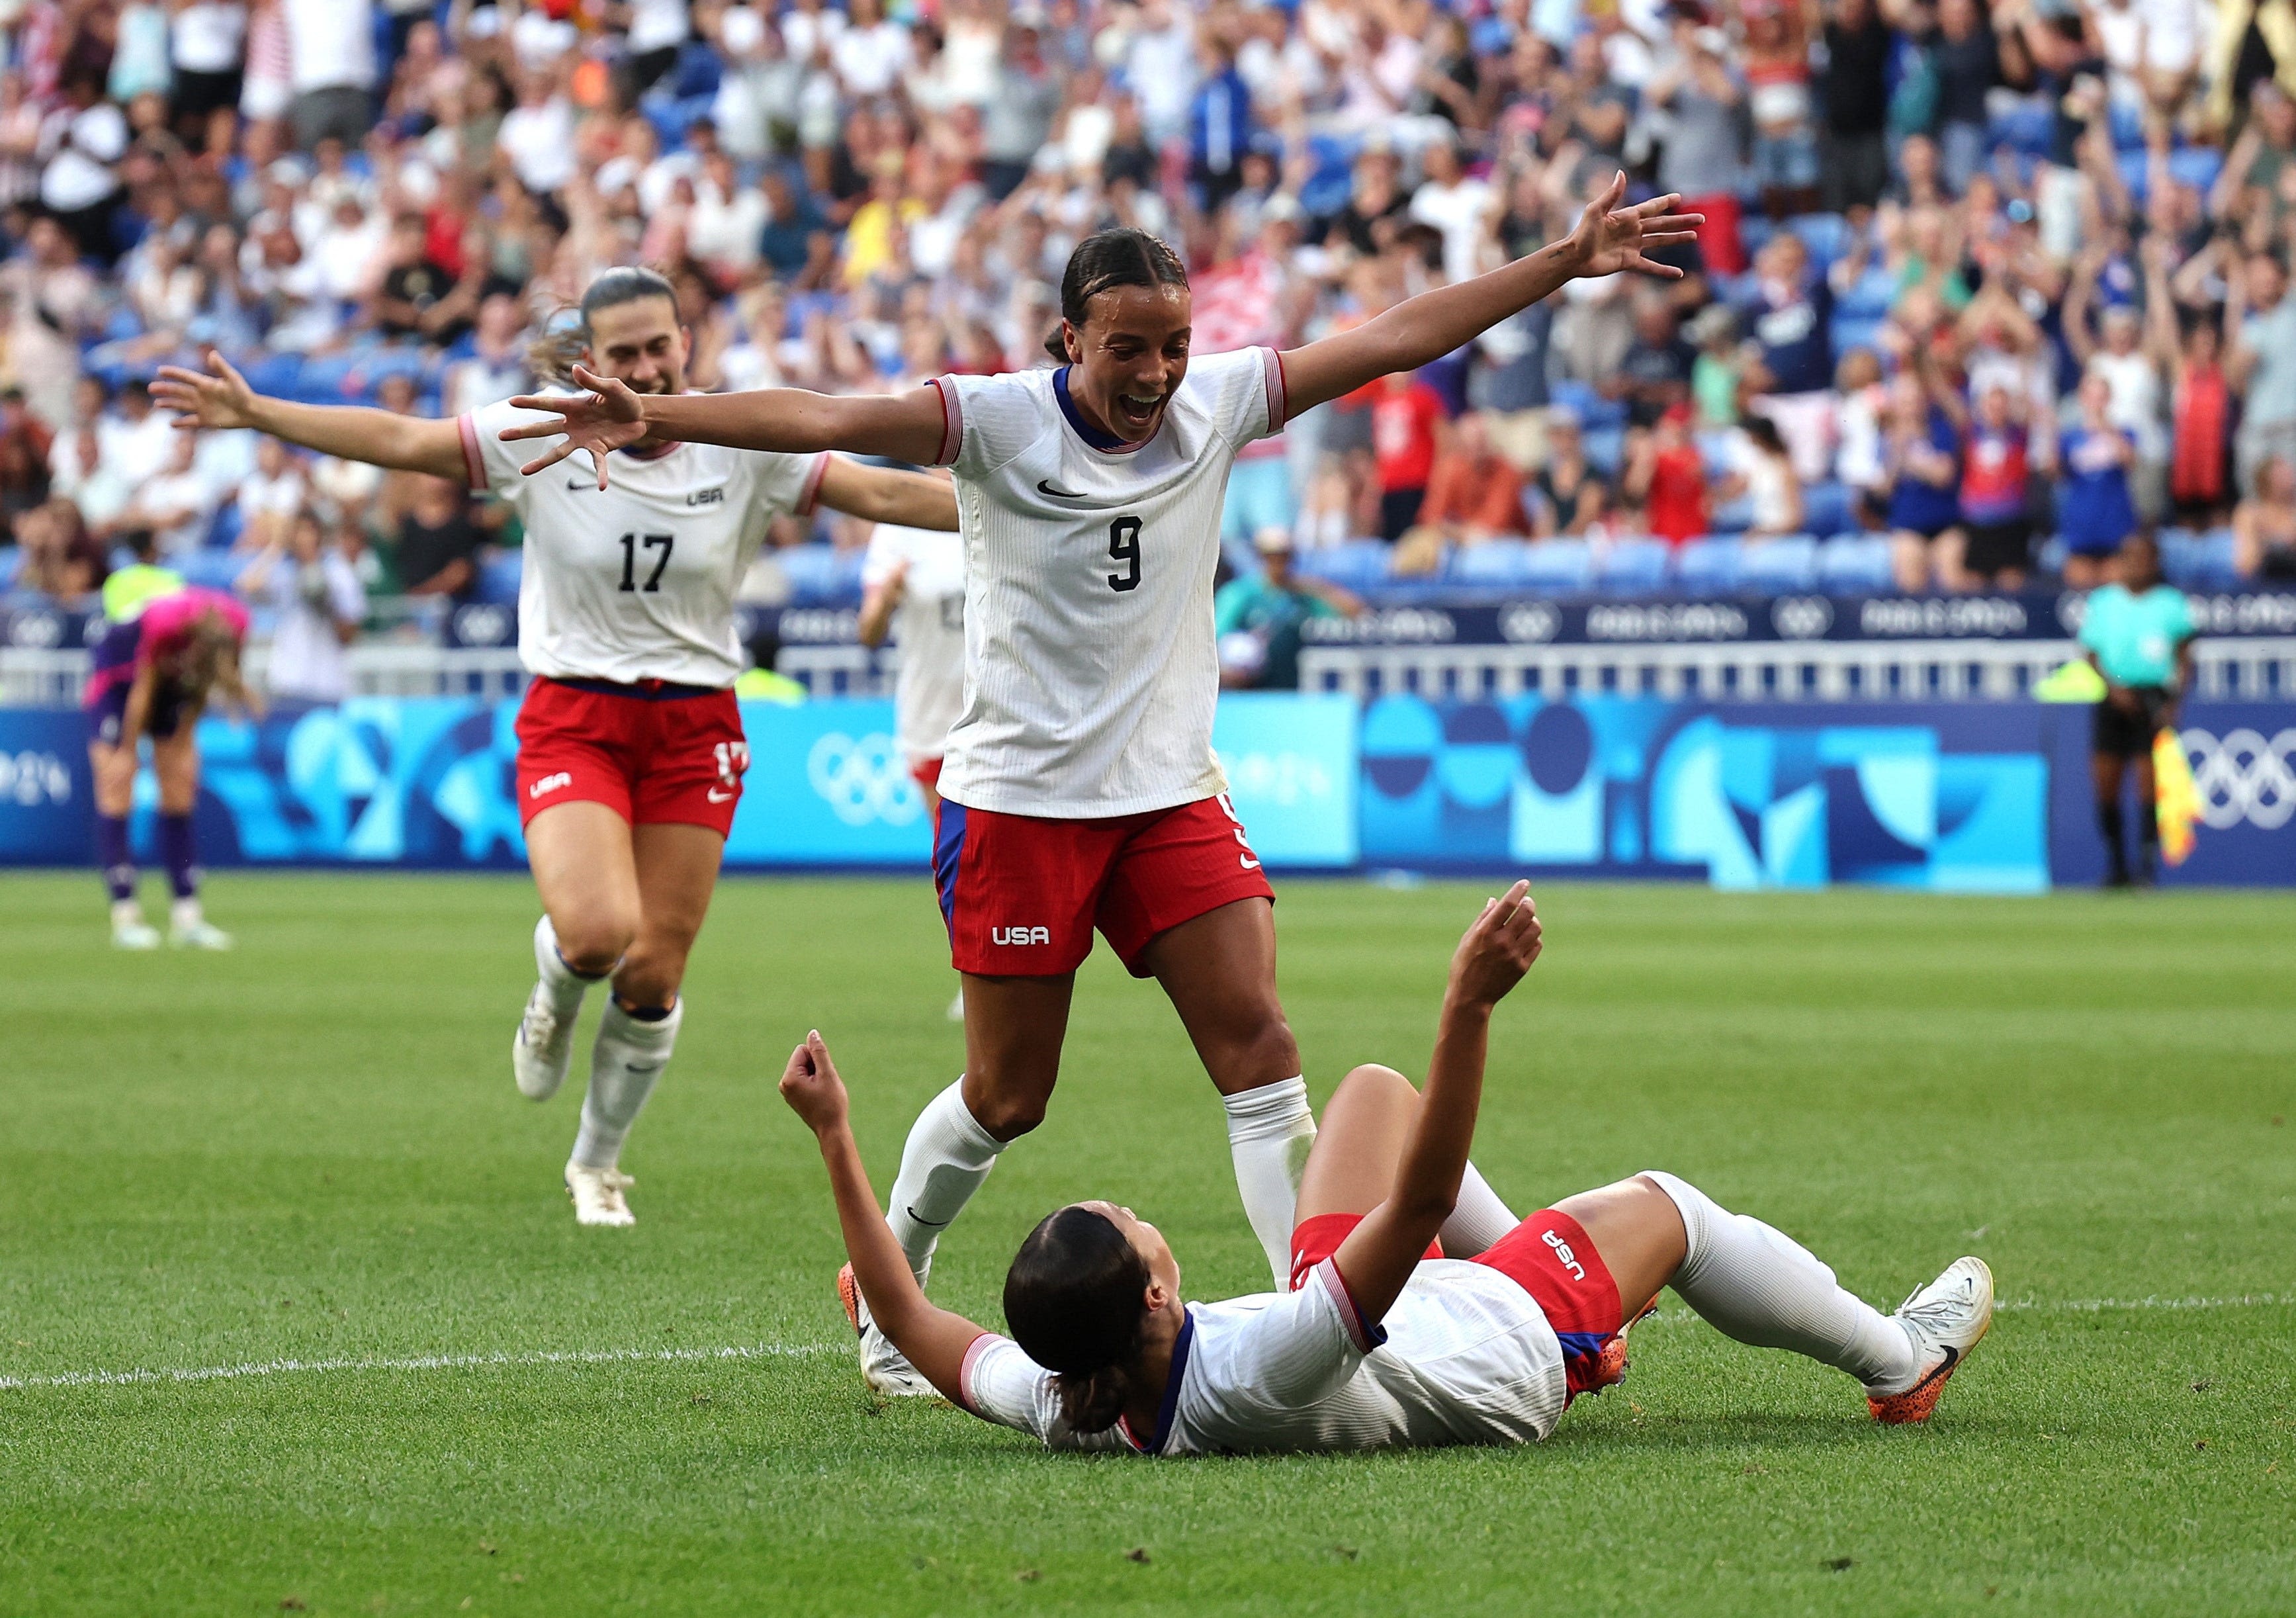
top-left (806, 731), bottom-right (922, 827)
top-left (2182, 728), bottom-right (2296, 831)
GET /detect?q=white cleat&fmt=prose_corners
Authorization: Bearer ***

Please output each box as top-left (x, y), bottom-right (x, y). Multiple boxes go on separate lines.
top-left (1867, 1255), bottom-right (1994, 1425)
top-left (513, 919), bottom-right (581, 1101)
top-left (112, 917), bottom-right (162, 950)
top-left (838, 1263), bottom-right (940, 1398)
top-left (566, 1163), bottom-right (637, 1227)
top-left (169, 918), bottom-right (234, 950)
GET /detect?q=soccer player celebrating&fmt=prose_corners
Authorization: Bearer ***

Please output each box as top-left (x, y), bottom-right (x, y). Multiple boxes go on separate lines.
top-left (502, 176), bottom-right (1702, 1363)
top-left (778, 883), bottom-right (1996, 1455)
top-left (152, 268), bottom-right (959, 1227)
top-left (85, 583), bottom-right (257, 950)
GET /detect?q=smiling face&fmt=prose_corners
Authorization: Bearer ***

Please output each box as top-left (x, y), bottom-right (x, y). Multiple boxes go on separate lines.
top-left (1064, 282), bottom-right (1192, 443)
top-left (584, 294), bottom-right (690, 398)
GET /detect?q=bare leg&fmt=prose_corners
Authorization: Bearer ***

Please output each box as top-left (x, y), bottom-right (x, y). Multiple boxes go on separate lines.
top-left (957, 973), bottom-right (1077, 1140)
top-left (1294, 1064), bottom-right (1523, 1262)
top-left (1552, 1177), bottom-right (1690, 1321)
top-left (151, 730), bottom-right (200, 815)
top-left (527, 801), bottom-right (642, 974)
top-left (1141, 898), bottom-right (1302, 1099)
top-left (1889, 529), bottom-right (1929, 594)
top-left (616, 821), bottom-right (726, 1010)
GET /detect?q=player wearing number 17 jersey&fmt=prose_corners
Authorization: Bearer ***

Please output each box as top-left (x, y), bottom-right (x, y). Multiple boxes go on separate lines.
top-left (154, 269), bottom-right (959, 1228)
top-left (505, 177), bottom-right (1705, 1384)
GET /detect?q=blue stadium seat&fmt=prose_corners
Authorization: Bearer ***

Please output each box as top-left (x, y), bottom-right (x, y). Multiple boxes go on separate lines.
top-left (1738, 215), bottom-right (1775, 258)
top-left (477, 553), bottom-right (523, 606)
top-left (1596, 537), bottom-right (1670, 595)
top-left (1802, 480), bottom-right (1856, 539)
top-left (1739, 535), bottom-right (1819, 593)
top-left (1817, 534), bottom-right (1894, 594)
top-left (1990, 102), bottom-right (2054, 157)
top-left (2117, 151), bottom-right (2150, 206)
top-left (1517, 537), bottom-right (1593, 594)
top-left (2157, 526), bottom-right (2203, 584)
top-left (203, 500), bottom-right (243, 551)
top-left (777, 543), bottom-right (843, 602)
top-left (1831, 314), bottom-right (1884, 357)
top-left (2109, 101), bottom-right (2145, 152)
top-left (0, 545), bottom-right (21, 590)
top-left (1447, 539), bottom-right (1536, 588)
top-left (1674, 537), bottom-right (1742, 594)
top-left (1296, 538), bottom-right (1391, 593)
top-left (2188, 529), bottom-right (2242, 590)
top-left (1581, 424), bottom-right (1626, 477)
top-left (1785, 214), bottom-right (1849, 268)
top-left (1835, 267), bottom-right (1898, 318)
top-left (2035, 533), bottom-right (2068, 576)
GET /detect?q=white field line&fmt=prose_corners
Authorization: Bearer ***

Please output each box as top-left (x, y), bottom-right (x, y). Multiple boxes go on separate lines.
top-left (2, 1294), bottom-right (2289, 1395)
top-left (0, 1341), bottom-right (843, 1393)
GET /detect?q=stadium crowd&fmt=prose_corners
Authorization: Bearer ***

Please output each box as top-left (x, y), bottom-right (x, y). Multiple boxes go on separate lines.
top-left (2, 0), bottom-right (2296, 693)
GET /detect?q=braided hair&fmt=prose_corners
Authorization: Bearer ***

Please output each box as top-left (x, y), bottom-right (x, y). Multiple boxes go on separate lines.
top-left (1044, 228), bottom-right (1190, 363)
top-left (1002, 1205), bottom-right (1153, 1433)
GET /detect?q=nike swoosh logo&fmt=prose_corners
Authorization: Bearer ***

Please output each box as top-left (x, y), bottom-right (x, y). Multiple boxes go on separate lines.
top-left (707, 787), bottom-right (736, 802)
top-left (1912, 1343), bottom-right (1961, 1389)
top-left (904, 1206), bottom-right (953, 1228)
top-left (565, 477), bottom-right (593, 490)
top-left (624, 1062), bottom-right (662, 1075)
top-left (1037, 479), bottom-right (1087, 499)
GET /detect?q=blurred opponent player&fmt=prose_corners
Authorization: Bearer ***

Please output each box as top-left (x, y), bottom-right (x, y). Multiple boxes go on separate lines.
top-left (856, 518), bottom-right (967, 1018)
top-left (154, 268), bottom-right (959, 1226)
top-left (85, 582), bottom-right (256, 950)
top-left (502, 175), bottom-right (1702, 1365)
top-left (780, 882), bottom-right (1995, 1454)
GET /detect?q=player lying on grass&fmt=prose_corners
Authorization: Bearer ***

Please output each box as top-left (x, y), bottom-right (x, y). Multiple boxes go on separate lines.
top-left (778, 882), bottom-right (1994, 1454)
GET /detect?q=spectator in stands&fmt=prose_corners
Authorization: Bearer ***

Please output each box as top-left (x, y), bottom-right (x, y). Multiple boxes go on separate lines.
top-left (1743, 0), bottom-right (1819, 213)
top-left (1739, 233), bottom-right (1836, 482)
top-left (1214, 529), bottom-right (1362, 692)
top-left (1648, 22), bottom-right (1748, 275)
top-left (1530, 410), bottom-right (1611, 540)
top-left (1611, 293), bottom-right (1699, 430)
top-left (1368, 368), bottom-right (1447, 543)
top-left (1722, 414), bottom-right (1807, 541)
top-left (0, 385), bottom-right (53, 526)
top-left (283, 0), bottom-right (376, 150)
top-left (1626, 403), bottom-right (1710, 547)
top-left (12, 498), bottom-right (107, 600)
top-left (2149, 236), bottom-right (2233, 523)
top-left (1921, 0), bottom-right (1999, 198)
top-left (2228, 248), bottom-right (2296, 490)
top-left (1820, 0), bottom-right (1892, 212)
top-left (1395, 412), bottom-right (1527, 574)
top-left (391, 474), bottom-right (484, 601)
top-left (235, 435), bottom-right (305, 553)
top-left (1949, 381), bottom-right (2037, 590)
top-left (1885, 369), bottom-right (1965, 591)
top-left (2057, 375), bottom-right (2142, 590)
top-left (120, 431), bottom-right (220, 557)
top-left (237, 508), bottom-right (365, 705)
top-left (2232, 454), bottom-right (2296, 578)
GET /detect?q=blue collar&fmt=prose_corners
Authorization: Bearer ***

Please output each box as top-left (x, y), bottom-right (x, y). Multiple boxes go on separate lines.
top-left (1136, 1306), bottom-right (1195, 1455)
top-left (1053, 365), bottom-right (1141, 453)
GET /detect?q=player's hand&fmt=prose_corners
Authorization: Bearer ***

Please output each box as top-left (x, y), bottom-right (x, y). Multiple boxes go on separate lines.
top-left (778, 1030), bottom-right (851, 1135)
top-left (1446, 880), bottom-right (1544, 1010)
top-left (152, 349), bottom-right (261, 431)
top-left (1563, 173), bottom-right (1704, 281)
top-left (502, 364), bottom-right (649, 487)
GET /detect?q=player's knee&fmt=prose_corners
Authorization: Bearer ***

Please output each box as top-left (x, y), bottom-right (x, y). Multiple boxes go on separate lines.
top-left (967, 1087), bottom-right (1049, 1142)
top-left (556, 912), bottom-right (639, 976)
top-left (1223, 1002), bottom-right (1300, 1083)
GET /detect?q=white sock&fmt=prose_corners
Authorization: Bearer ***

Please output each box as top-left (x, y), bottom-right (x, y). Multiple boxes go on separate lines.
top-left (1223, 1077), bottom-right (1318, 1287)
top-left (1644, 1171), bottom-right (1916, 1391)
top-left (885, 1079), bottom-right (1004, 1284)
top-left (536, 915), bottom-right (608, 1018)
top-left (1440, 1161), bottom-right (1520, 1257)
top-left (570, 998), bottom-right (680, 1170)
top-left (170, 895), bottom-right (204, 930)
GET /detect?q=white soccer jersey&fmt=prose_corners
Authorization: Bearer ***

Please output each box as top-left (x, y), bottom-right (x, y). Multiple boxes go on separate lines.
top-left (861, 522), bottom-right (967, 768)
top-left (958, 1256), bottom-right (1570, 1456)
top-left (927, 347), bottom-right (1286, 818)
top-left (459, 396), bottom-right (828, 688)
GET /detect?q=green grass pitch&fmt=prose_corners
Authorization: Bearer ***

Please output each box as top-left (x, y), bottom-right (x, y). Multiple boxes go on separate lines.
top-left (1, 870), bottom-right (2291, 1616)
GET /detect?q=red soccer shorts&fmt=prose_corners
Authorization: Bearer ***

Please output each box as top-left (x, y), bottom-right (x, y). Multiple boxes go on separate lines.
top-left (930, 791), bottom-right (1275, 976)
top-left (514, 676), bottom-right (749, 836)
top-left (911, 755), bottom-right (943, 795)
top-left (1288, 1208), bottom-right (1626, 1396)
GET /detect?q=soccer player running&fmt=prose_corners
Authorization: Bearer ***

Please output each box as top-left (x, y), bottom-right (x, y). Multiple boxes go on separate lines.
top-left (152, 268), bottom-right (959, 1227)
top-left (85, 582), bottom-right (257, 950)
top-left (777, 882), bottom-right (1995, 1455)
top-left (502, 175), bottom-right (1702, 1376)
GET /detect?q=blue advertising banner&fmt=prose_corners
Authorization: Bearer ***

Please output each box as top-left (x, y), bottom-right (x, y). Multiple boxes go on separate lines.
top-left (1, 696), bottom-right (2285, 885)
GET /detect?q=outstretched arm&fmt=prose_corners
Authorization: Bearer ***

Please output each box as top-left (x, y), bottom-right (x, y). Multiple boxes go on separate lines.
top-left (502, 365), bottom-right (949, 484)
top-left (778, 1032), bottom-right (989, 1403)
top-left (151, 351), bottom-right (468, 480)
top-left (815, 457), bottom-right (960, 530)
top-left (1280, 175), bottom-right (1701, 418)
top-left (1331, 881), bottom-right (1544, 1327)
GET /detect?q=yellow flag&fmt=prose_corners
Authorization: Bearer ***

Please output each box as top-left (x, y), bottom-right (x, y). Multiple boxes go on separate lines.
top-left (2153, 728), bottom-right (2199, 866)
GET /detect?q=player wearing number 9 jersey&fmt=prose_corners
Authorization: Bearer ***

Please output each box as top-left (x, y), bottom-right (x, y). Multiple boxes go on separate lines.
top-left (504, 177), bottom-right (1706, 1386)
top-left (153, 268), bottom-right (959, 1228)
